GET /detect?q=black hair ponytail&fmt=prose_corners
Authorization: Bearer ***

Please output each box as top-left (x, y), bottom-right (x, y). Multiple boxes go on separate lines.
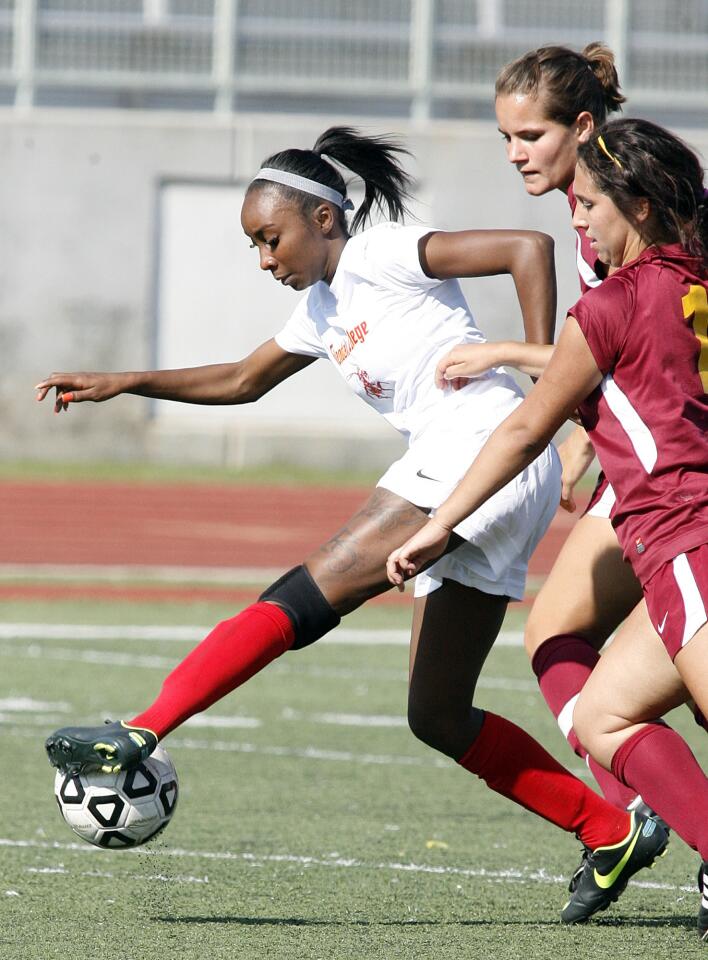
top-left (250, 126), bottom-right (413, 233)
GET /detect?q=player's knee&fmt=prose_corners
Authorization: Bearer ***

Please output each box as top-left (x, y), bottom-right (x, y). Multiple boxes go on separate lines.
top-left (259, 565), bottom-right (341, 650)
top-left (572, 696), bottom-right (600, 756)
top-left (407, 695), bottom-right (458, 755)
top-left (523, 608), bottom-right (552, 659)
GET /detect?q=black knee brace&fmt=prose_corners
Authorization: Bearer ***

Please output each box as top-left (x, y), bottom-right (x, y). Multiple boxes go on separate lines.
top-left (259, 565), bottom-right (341, 649)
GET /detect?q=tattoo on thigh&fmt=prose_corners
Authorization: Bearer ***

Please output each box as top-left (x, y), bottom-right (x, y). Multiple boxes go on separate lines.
top-left (317, 489), bottom-right (427, 576)
top-left (360, 488), bottom-right (429, 534)
top-left (320, 525), bottom-right (360, 575)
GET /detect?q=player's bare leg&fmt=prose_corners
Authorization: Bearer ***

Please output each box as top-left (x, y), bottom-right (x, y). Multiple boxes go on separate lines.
top-left (407, 579), bottom-right (506, 757)
top-left (406, 579), bottom-right (669, 921)
top-left (304, 486), bottom-right (441, 613)
top-left (525, 514), bottom-right (643, 657)
top-left (525, 513), bottom-right (649, 808)
top-left (569, 607), bottom-right (708, 926)
top-left (46, 487), bottom-right (441, 773)
top-left (675, 624), bottom-right (708, 739)
top-left (573, 602), bottom-right (689, 769)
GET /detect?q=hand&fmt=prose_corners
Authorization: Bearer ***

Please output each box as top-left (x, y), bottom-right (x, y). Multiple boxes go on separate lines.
top-left (435, 343), bottom-right (500, 391)
top-left (557, 426), bottom-right (596, 512)
top-left (386, 517), bottom-right (452, 590)
top-left (35, 372), bottom-right (128, 413)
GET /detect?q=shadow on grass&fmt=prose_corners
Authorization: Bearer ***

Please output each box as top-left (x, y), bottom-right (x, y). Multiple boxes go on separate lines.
top-left (155, 915), bottom-right (695, 930)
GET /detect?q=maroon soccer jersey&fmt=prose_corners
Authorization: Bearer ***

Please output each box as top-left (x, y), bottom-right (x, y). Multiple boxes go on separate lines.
top-left (567, 184), bottom-right (611, 513)
top-left (567, 184), bottom-right (607, 293)
top-left (568, 244), bottom-right (708, 583)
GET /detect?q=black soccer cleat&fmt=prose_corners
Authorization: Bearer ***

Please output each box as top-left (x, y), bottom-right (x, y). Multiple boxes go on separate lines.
top-left (568, 844), bottom-right (591, 893)
top-left (561, 812), bottom-right (669, 923)
top-left (45, 720), bottom-right (158, 774)
top-left (627, 796), bottom-right (670, 835)
top-left (697, 861), bottom-right (708, 942)
top-left (567, 800), bottom-right (671, 895)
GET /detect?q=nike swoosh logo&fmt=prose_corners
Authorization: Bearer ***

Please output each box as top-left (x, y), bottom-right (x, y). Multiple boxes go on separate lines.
top-left (593, 828), bottom-right (641, 889)
top-left (416, 469), bottom-right (441, 482)
top-left (657, 612), bottom-right (669, 634)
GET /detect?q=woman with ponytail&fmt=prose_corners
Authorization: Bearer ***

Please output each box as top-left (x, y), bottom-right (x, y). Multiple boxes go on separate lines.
top-left (37, 126), bottom-right (667, 922)
top-left (437, 44), bottom-right (684, 831)
top-left (388, 117), bottom-right (708, 936)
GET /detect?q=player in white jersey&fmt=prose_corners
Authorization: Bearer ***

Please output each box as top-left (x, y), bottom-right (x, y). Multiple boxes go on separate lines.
top-left (38, 128), bottom-right (667, 921)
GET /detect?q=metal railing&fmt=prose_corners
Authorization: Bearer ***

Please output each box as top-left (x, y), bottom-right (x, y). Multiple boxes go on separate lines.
top-left (4, 0), bottom-right (708, 117)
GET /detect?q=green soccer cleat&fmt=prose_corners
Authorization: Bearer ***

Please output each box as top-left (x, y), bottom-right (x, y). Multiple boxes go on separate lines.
top-left (567, 801), bottom-right (669, 894)
top-left (45, 720), bottom-right (158, 774)
top-left (561, 812), bottom-right (669, 923)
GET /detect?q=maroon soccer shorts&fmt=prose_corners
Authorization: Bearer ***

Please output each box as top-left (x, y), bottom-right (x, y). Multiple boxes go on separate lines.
top-left (643, 543), bottom-right (708, 659)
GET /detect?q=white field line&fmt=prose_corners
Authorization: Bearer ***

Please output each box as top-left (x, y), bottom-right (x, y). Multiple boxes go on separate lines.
top-left (312, 712), bottom-right (408, 728)
top-left (25, 865), bottom-right (210, 884)
top-left (3, 723), bottom-right (592, 780)
top-left (0, 837), bottom-right (694, 895)
top-left (0, 563), bottom-right (546, 592)
top-left (5, 723), bottom-right (452, 768)
top-left (0, 622), bottom-right (524, 646)
top-left (0, 563), bottom-right (283, 584)
top-left (0, 697), bottom-right (71, 712)
top-left (0, 639), bottom-right (536, 693)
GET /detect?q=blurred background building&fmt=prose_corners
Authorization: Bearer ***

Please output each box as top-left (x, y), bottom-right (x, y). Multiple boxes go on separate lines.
top-left (3, 0), bottom-right (708, 470)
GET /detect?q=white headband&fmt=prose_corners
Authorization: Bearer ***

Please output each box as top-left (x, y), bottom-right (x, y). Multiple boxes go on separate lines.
top-left (252, 167), bottom-right (355, 211)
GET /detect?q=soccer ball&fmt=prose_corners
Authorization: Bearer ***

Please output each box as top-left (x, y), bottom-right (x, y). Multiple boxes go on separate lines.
top-left (53, 744), bottom-right (178, 848)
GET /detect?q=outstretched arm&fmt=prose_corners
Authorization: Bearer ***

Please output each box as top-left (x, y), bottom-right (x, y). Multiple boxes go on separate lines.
top-left (556, 425), bottom-right (598, 513)
top-left (435, 340), bottom-right (554, 389)
top-left (419, 229), bottom-right (557, 345)
top-left (386, 318), bottom-right (602, 585)
top-left (35, 339), bottom-right (316, 413)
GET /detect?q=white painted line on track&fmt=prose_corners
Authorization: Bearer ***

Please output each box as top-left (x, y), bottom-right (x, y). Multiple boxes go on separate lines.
top-left (0, 641), bottom-right (536, 692)
top-left (0, 837), bottom-right (693, 895)
top-left (0, 696), bottom-right (70, 712)
top-left (307, 712), bottom-right (408, 728)
top-left (0, 564), bottom-right (283, 584)
top-left (0, 622), bottom-right (524, 646)
top-left (26, 865), bottom-right (210, 884)
top-left (4, 723), bottom-right (452, 768)
top-left (0, 643), bottom-right (177, 670)
top-left (167, 735), bottom-right (455, 769)
top-left (184, 715), bottom-right (261, 729)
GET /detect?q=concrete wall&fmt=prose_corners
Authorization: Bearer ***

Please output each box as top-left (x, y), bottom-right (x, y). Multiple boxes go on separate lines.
top-left (3, 110), bottom-right (706, 470)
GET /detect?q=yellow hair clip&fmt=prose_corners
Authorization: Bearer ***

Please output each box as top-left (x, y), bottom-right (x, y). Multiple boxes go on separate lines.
top-left (597, 135), bottom-right (623, 170)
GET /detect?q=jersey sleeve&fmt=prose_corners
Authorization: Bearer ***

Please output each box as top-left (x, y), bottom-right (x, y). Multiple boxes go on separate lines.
top-left (359, 223), bottom-right (442, 291)
top-left (274, 291), bottom-right (328, 359)
top-left (567, 275), bottom-right (634, 373)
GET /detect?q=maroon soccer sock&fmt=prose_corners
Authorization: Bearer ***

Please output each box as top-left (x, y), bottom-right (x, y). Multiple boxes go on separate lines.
top-left (458, 711), bottom-right (629, 850)
top-left (612, 723), bottom-right (708, 858)
top-left (532, 633), bottom-right (637, 808)
top-left (130, 601), bottom-right (295, 738)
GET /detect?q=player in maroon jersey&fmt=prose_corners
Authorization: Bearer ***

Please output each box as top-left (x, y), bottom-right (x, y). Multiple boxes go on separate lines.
top-left (387, 117), bottom-right (708, 935)
top-left (494, 44), bottom-right (674, 821)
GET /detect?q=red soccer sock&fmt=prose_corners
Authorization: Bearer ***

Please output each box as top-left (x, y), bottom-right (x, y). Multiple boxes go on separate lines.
top-left (612, 723), bottom-right (708, 859)
top-left (130, 602), bottom-right (295, 739)
top-left (458, 711), bottom-right (629, 850)
top-left (532, 634), bottom-right (637, 809)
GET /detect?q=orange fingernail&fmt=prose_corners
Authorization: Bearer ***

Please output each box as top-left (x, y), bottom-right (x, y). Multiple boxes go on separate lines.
top-left (62, 392), bottom-right (74, 403)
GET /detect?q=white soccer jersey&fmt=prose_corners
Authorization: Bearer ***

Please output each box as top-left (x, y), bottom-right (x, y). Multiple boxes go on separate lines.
top-left (274, 222), bottom-right (524, 444)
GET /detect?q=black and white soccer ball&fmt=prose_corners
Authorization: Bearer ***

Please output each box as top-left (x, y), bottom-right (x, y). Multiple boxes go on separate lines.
top-left (53, 744), bottom-right (178, 848)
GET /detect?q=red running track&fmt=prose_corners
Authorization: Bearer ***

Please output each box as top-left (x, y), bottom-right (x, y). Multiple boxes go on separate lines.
top-left (0, 480), bottom-right (584, 603)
